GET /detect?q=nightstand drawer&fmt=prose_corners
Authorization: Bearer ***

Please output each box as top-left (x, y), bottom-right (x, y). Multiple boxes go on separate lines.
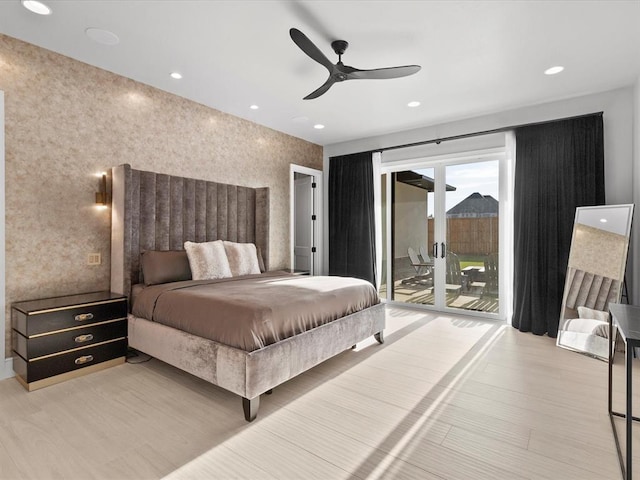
top-left (13, 319), bottom-right (127, 360)
top-left (13, 338), bottom-right (127, 383)
top-left (13, 297), bottom-right (127, 337)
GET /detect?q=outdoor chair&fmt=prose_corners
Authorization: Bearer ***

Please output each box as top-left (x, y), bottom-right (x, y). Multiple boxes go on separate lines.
top-left (408, 247), bottom-right (431, 276)
top-left (481, 252), bottom-right (499, 298)
top-left (445, 252), bottom-right (463, 300)
top-left (419, 245), bottom-right (432, 264)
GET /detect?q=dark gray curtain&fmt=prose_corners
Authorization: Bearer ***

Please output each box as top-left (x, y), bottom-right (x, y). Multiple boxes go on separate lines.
top-left (512, 114), bottom-right (604, 336)
top-left (329, 152), bottom-right (376, 285)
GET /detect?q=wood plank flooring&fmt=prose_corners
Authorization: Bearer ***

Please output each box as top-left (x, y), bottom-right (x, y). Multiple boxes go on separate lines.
top-left (0, 305), bottom-right (635, 479)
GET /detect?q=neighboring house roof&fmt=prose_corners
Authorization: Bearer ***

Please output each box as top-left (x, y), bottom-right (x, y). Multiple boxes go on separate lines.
top-left (447, 192), bottom-right (498, 217)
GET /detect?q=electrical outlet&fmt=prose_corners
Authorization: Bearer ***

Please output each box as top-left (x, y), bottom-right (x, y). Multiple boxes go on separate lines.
top-left (87, 253), bottom-right (101, 266)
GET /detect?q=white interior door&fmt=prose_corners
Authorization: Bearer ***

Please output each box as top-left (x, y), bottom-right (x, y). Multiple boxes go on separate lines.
top-left (290, 164), bottom-right (323, 275)
top-left (294, 174), bottom-right (314, 273)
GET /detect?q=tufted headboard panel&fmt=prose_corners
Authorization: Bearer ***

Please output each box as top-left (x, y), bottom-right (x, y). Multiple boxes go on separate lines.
top-left (562, 266), bottom-right (620, 316)
top-left (110, 164), bottom-right (269, 297)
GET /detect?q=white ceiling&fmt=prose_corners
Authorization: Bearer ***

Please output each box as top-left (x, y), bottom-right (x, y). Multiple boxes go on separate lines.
top-left (1, 1), bottom-right (639, 146)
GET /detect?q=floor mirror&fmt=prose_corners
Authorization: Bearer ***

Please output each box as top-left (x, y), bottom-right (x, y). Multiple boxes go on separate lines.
top-left (556, 204), bottom-right (634, 360)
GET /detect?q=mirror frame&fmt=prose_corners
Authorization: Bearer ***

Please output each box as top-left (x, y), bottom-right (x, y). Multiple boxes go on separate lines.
top-left (556, 204), bottom-right (634, 360)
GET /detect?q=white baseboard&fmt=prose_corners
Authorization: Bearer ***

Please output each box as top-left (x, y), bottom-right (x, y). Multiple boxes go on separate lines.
top-left (2, 357), bottom-right (14, 380)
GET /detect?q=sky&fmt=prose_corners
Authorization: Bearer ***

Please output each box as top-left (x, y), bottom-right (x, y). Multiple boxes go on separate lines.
top-left (415, 160), bottom-right (499, 216)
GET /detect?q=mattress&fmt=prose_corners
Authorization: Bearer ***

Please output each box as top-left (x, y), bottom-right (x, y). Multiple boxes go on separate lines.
top-left (132, 271), bottom-right (380, 351)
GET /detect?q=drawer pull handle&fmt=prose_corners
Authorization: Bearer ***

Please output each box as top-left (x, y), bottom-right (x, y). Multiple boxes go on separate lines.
top-left (74, 313), bottom-right (94, 322)
top-left (74, 334), bottom-right (94, 343)
top-left (75, 355), bottom-right (94, 365)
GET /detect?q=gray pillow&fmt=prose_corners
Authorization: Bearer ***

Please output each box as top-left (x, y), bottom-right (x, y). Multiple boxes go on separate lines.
top-left (141, 250), bottom-right (192, 285)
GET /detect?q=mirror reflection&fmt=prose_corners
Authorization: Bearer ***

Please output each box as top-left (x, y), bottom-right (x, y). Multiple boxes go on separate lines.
top-left (557, 204), bottom-right (633, 360)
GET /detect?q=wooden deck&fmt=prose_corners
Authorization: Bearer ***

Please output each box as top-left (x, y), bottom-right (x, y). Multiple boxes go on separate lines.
top-left (381, 279), bottom-right (499, 313)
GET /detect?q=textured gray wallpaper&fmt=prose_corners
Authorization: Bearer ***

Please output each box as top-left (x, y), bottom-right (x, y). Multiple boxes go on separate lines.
top-left (0, 34), bottom-right (323, 358)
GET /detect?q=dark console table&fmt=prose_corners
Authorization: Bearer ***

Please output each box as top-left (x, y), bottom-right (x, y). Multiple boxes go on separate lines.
top-left (609, 303), bottom-right (640, 479)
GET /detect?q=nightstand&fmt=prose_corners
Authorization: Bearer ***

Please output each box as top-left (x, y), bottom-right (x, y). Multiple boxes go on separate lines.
top-left (12, 291), bottom-right (128, 391)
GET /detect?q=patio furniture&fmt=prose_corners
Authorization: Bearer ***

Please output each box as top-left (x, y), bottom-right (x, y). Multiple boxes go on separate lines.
top-left (481, 253), bottom-right (499, 298)
top-left (419, 245), bottom-right (432, 264)
top-left (462, 265), bottom-right (486, 294)
top-left (445, 252), bottom-right (463, 300)
top-left (408, 247), bottom-right (432, 276)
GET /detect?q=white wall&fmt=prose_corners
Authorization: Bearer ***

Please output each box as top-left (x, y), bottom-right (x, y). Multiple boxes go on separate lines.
top-left (394, 182), bottom-right (428, 260)
top-left (323, 88), bottom-right (636, 289)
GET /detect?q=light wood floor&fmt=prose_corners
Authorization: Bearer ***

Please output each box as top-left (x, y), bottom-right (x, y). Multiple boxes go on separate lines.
top-left (0, 305), bottom-right (636, 479)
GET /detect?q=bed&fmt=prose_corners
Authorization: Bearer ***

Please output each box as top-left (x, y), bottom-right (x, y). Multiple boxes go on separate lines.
top-left (110, 164), bottom-right (385, 421)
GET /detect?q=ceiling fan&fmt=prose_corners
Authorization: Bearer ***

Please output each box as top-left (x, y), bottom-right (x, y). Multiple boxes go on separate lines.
top-left (289, 28), bottom-right (421, 100)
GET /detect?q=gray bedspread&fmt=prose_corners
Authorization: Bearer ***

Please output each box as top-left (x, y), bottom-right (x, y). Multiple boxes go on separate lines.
top-left (132, 271), bottom-right (380, 351)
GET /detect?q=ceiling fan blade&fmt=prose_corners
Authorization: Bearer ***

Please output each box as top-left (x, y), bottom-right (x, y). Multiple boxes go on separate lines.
top-left (290, 28), bottom-right (334, 72)
top-left (303, 76), bottom-right (336, 100)
top-left (346, 65), bottom-right (421, 80)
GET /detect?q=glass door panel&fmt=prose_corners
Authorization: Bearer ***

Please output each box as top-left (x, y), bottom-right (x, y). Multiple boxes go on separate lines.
top-left (389, 169), bottom-right (435, 305)
top-left (444, 160), bottom-right (499, 313)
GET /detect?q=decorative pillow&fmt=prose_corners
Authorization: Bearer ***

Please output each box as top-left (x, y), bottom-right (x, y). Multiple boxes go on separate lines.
top-left (184, 240), bottom-right (232, 280)
top-left (223, 241), bottom-right (261, 276)
top-left (141, 250), bottom-right (192, 285)
top-left (577, 306), bottom-right (610, 322)
top-left (564, 318), bottom-right (609, 338)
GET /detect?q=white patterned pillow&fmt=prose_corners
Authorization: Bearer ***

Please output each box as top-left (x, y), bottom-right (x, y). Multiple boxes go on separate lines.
top-left (184, 240), bottom-right (232, 280)
top-left (223, 241), bottom-right (261, 277)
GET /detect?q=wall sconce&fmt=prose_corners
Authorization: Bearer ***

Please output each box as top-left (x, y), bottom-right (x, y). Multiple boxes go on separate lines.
top-left (95, 173), bottom-right (109, 207)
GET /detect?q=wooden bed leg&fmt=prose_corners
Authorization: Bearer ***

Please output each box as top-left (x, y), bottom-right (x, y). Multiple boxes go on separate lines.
top-left (242, 396), bottom-right (259, 422)
top-left (374, 331), bottom-right (384, 344)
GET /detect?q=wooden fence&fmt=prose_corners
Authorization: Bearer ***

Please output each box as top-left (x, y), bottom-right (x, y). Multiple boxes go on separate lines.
top-left (427, 217), bottom-right (499, 256)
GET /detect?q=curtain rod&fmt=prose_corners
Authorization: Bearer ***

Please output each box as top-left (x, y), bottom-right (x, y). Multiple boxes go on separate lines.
top-left (370, 111), bottom-right (603, 154)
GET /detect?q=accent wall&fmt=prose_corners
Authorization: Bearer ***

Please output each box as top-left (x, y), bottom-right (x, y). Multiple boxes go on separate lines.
top-left (0, 34), bottom-right (323, 361)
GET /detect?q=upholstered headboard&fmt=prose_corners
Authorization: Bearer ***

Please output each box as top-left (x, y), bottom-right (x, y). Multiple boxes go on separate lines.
top-left (563, 266), bottom-right (620, 313)
top-left (110, 164), bottom-right (269, 297)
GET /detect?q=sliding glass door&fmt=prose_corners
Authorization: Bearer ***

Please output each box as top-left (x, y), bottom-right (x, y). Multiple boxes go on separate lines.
top-left (380, 153), bottom-right (504, 318)
top-left (386, 168), bottom-right (436, 306)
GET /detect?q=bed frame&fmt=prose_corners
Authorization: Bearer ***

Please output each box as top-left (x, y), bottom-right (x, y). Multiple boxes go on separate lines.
top-left (110, 164), bottom-right (385, 421)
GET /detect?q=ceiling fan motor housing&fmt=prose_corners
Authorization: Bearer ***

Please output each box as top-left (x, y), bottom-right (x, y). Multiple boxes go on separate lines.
top-left (331, 40), bottom-right (349, 56)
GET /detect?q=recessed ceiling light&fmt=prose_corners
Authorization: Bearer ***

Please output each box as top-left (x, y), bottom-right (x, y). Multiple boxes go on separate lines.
top-left (170, 72), bottom-right (183, 79)
top-left (21, 0), bottom-right (52, 15)
top-left (544, 66), bottom-right (564, 75)
top-left (85, 27), bottom-right (120, 46)
top-left (600, 218), bottom-right (608, 223)
top-left (313, 124), bottom-right (325, 130)
top-left (407, 101), bottom-right (421, 108)
top-left (249, 104), bottom-right (259, 110)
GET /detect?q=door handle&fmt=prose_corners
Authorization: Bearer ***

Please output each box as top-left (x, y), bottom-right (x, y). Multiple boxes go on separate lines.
top-left (441, 242), bottom-right (446, 258)
top-left (433, 242), bottom-right (438, 259)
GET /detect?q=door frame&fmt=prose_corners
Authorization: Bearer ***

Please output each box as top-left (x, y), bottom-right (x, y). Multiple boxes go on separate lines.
top-left (0, 91), bottom-right (9, 379)
top-left (290, 164), bottom-right (323, 275)
top-left (380, 147), bottom-right (510, 320)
